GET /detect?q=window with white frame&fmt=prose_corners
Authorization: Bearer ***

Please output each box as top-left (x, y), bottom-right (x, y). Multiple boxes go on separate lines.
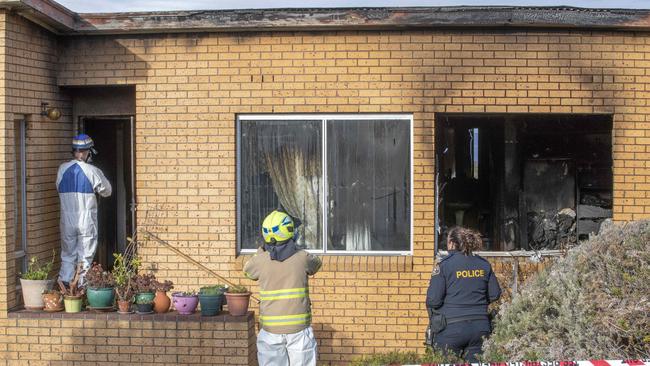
top-left (238, 115), bottom-right (412, 254)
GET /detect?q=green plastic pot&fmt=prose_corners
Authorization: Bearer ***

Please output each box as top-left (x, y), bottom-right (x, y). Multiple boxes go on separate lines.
top-left (135, 292), bottom-right (155, 304)
top-left (198, 293), bottom-right (225, 316)
top-left (86, 287), bottom-right (115, 308)
top-left (64, 296), bottom-right (82, 313)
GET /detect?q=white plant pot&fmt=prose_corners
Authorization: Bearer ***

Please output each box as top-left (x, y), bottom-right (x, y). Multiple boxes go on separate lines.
top-left (20, 278), bottom-right (53, 310)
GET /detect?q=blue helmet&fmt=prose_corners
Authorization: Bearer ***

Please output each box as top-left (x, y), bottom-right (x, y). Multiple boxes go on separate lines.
top-left (72, 134), bottom-right (94, 151)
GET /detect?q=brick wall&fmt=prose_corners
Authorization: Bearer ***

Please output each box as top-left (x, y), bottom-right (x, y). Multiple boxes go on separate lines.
top-left (16, 24), bottom-right (650, 364)
top-left (0, 311), bottom-right (256, 365)
top-left (0, 11), bottom-right (72, 313)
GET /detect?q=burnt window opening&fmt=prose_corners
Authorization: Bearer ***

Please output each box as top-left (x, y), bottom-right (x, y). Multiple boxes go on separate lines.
top-left (435, 114), bottom-right (613, 252)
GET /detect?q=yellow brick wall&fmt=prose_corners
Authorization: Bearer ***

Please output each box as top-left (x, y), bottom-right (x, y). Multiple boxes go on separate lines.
top-left (0, 12), bottom-right (72, 313)
top-left (0, 314), bottom-right (256, 365)
top-left (34, 27), bottom-right (650, 364)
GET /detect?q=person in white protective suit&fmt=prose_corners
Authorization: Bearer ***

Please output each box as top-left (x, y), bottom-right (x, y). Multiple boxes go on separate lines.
top-left (244, 210), bottom-right (322, 366)
top-left (56, 134), bottom-right (112, 284)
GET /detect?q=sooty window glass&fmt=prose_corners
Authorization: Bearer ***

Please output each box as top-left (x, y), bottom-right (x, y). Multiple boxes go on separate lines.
top-left (238, 115), bottom-right (411, 254)
top-left (327, 120), bottom-right (410, 251)
top-left (239, 120), bottom-right (323, 250)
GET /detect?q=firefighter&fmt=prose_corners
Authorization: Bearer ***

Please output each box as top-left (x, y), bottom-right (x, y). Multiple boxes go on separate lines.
top-left (56, 134), bottom-right (112, 285)
top-left (244, 210), bottom-right (322, 366)
top-left (425, 226), bottom-right (501, 362)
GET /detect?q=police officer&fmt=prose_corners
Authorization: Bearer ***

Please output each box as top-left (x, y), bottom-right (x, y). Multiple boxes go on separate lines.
top-left (426, 227), bottom-right (501, 362)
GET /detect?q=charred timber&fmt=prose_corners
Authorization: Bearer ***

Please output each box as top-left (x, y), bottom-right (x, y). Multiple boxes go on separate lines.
top-left (73, 7), bottom-right (650, 34)
top-left (2, 1), bottom-right (650, 35)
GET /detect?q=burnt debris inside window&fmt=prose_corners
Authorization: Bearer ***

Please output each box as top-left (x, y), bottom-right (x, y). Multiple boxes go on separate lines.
top-left (435, 114), bottom-right (613, 252)
top-left (238, 116), bottom-right (411, 253)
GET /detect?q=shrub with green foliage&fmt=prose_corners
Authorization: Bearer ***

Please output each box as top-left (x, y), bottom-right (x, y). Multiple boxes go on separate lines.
top-left (483, 220), bottom-right (650, 360)
top-left (20, 251), bottom-right (55, 280)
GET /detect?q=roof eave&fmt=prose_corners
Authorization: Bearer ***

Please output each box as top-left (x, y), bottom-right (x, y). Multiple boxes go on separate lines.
top-left (2, 2), bottom-right (650, 35)
top-left (0, 0), bottom-right (76, 33)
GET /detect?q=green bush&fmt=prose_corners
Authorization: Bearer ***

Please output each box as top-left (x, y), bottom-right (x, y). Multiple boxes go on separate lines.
top-left (483, 220), bottom-right (650, 360)
top-left (351, 346), bottom-right (462, 366)
top-left (20, 251), bottom-right (55, 280)
top-left (200, 285), bottom-right (227, 295)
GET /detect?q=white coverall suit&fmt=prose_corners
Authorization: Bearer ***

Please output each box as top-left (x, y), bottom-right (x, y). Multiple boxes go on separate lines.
top-left (56, 160), bottom-right (112, 282)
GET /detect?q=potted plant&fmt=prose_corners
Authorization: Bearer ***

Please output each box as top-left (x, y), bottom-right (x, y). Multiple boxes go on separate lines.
top-left (198, 284), bottom-right (227, 316)
top-left (132, 272), bottom-right (156, 305)
top-left (19, 252), bottom-right (55, 310)
top-left (112, 253), bottom-right (140, 314)
top-left (225, 285), bottom-right (251, 316)
top-left (152, 280), bottom-right (174, 313)
top-left (58, 264), bottom-right (85, 313)
top-left (85, 263), bottom-right (116, 309)
top-left (134, 297), bottom-right (154, 314)
top-left (41, 289), bottom-right (64, 312)
top-left (172, 291), bottom-right (199, 315)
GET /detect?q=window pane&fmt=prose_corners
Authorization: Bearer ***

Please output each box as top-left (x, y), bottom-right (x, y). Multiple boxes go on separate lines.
top-left (240, 120), bottom-right (322, 250)
top-left (14, 119), bottom-right (25, 254)
top-left (327, 120), bottom-right (410, 251)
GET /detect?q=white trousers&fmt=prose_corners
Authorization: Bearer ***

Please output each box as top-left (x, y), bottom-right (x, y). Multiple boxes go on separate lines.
top-left (59, 212), bottom-right (98, 284)
top-left (257, 326), bottom-right (317, 366)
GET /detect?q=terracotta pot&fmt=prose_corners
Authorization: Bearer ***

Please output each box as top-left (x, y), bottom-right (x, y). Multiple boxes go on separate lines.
top-left (153, 291), bottom-right (170, 313)
top-left (42, 292), bottom-right (63, 311)
top-left (117, 300), bottom-right (131, 313)
top-left (225, 292), bottom-right (251, 316)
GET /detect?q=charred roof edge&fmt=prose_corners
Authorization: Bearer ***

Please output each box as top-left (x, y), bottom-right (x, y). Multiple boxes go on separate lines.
top-left (1, 1), bottom-right (650, 34)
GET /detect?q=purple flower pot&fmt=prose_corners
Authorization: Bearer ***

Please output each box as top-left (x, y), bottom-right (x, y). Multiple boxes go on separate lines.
top-left (172, 292), bottom-right (199, 315)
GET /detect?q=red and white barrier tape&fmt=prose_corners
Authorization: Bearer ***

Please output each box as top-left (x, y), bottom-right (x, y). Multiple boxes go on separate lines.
top-left (404, 360), bottom-right (650, 366)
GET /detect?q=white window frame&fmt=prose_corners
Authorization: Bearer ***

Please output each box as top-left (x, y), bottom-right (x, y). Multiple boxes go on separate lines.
top-left (237, 114), bottom-right (414, 256)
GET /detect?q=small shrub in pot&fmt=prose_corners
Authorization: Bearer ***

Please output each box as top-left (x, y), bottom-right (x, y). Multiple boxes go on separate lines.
top-left (58, 264), bottom-right (85, 313)
top-left (112, 253), bottom-right (140, 313)
top-left (132, 272), bottom-right (156, 304)
top-left (198, 284), bottom-right (227, 316)
top-left (172, 291), bottom-right (199, 315)
top-left (225, 285), bottom-right (251, 316)
top-left (19, 252), bottom-right (55, 310)
top-left (41, 289), bottom-right (63, 312)
top-left (134, 297), bottom-right (154, 314)
top-left (84, 263), bottom-right (116, 309)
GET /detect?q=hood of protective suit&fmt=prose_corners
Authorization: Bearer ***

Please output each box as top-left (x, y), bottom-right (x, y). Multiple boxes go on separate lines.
top-left (264, 239), bottom-right (299, 262)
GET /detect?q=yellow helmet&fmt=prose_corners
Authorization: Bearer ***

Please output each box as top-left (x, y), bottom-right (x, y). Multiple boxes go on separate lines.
top-left (262, 211), bottom-right (294, 244)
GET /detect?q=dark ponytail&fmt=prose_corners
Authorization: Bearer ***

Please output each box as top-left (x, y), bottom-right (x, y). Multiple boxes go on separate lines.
top-left (447, 227), bottom-right (483, 255)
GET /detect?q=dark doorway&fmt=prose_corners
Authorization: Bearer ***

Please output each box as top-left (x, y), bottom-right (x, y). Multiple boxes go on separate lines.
top-left (81, 117), bottom-right (135, 268)
top-left (435, 114), bottom-right (612, 252)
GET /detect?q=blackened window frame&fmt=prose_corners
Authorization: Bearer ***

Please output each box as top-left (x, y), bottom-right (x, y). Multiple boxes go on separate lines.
top-left (236, 114), bottom-right (414, 256)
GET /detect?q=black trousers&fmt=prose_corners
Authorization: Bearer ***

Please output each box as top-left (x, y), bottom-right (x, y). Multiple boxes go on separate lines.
top-left (434, 318), bottom-right (490, 363)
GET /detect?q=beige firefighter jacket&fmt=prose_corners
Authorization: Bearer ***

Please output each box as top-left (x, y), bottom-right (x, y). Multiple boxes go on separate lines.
top-left (244, 247), bottom-right (322, 334)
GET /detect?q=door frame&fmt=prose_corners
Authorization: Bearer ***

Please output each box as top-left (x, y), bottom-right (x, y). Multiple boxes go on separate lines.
top-left (78, 115), bottom-right (136, 240)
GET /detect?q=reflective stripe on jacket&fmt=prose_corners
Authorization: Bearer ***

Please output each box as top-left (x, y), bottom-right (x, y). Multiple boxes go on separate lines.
top-left (244, 247), bottom-right (321, 334)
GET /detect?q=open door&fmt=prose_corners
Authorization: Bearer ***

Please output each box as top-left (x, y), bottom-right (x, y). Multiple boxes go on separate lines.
top-left (79, 116), bottom-right (135, 268)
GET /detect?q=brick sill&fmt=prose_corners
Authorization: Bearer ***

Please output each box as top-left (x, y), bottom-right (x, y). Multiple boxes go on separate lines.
top-left (8, 309), bottom-right (254, 322)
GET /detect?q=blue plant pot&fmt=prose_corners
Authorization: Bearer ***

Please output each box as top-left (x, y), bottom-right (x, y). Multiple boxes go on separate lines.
top-left (87, 287), bottom-right (115, 308)
top-left (198, 293), bottom-right (224, 316)
top-left (135, 292), bottom-right (155, 304)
